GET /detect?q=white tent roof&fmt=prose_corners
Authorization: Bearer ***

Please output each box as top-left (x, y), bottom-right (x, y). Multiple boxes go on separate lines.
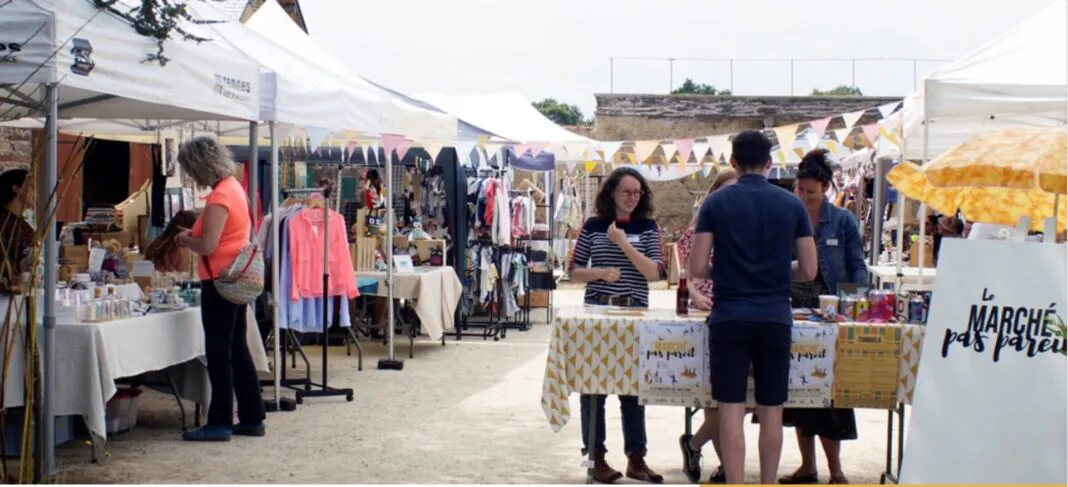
top-left (900, 0), bottom-right (1067, 159)
top-left (245, 0), bottom-right (460, 143)
top-left (414, 92), bottom-right (593, 144)
top-left (0, 0), bottom-right (260, 122)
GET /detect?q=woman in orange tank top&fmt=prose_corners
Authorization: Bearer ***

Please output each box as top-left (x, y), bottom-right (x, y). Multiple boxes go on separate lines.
top-left (173, 136), bottom-right (266, 442)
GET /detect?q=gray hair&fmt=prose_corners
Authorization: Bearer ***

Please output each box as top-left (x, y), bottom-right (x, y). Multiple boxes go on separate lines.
top-left (177, 135), bottom-right (235, 188)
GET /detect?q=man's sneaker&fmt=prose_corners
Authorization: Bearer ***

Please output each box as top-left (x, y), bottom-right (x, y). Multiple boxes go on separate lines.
top-left (232, 422), bottom-right (266, 437)
top-left (678, 434), bottom-right (702, 483)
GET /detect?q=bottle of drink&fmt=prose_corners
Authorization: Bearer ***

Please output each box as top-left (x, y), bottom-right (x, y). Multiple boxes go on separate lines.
top-left (676, 268), bottom-right (689, 315)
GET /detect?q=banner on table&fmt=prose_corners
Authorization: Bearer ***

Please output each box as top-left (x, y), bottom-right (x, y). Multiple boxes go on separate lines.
top-left (637, 320), bottom-right (709, 406)
top-left (900, 239), bottom-right (1067, 484)
top-left (785, 323), bottom-right (838, 407)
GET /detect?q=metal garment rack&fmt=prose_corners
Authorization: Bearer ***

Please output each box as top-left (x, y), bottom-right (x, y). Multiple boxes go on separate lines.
top-left (279, 188), bottom-right (354, 404)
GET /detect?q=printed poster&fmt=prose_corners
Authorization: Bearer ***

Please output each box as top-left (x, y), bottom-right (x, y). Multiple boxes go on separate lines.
top-left (637, 320), bottom-right (709, 406)
top-left (900, 239), bottom-right (1067, 484)
top-left (785, 323), bottom-right (838, 407)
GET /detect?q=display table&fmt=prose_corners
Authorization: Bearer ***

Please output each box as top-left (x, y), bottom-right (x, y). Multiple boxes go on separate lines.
top-left (868, 265), bottom-right (937, 291)
top-left (541, 306), bottom-right (925, 431)
top-left (355, 266), bottom-right (462, 340)
top-left (0, 299), bottom-right (269, 455)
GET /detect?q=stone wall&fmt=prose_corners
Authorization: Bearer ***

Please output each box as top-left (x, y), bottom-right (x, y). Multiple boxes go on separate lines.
top-left (0, 127), bottom-right (32, 172)
top-left (591, 93), bottom-right (903, 234)
top-left (593, 94), bottom-right (901, 141)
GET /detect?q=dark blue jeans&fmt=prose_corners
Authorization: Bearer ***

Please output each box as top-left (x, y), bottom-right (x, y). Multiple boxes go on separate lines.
top-left (580, 294), bottom-right (648, 455)
top-left (580, 394), bottom-right (648, 455)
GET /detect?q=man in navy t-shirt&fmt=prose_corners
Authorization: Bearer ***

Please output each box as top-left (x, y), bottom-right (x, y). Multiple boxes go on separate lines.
top-left (688, 130), bottom-right (818, 485)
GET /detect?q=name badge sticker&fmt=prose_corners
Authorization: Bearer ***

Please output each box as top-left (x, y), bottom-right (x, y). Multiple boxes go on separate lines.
top-left (826, 238), bottom-right (839, 246)
top-left (627, 235), bottom-right (641, 244)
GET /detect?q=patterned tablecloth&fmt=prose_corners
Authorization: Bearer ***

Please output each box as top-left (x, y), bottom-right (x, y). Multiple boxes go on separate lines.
top-left (541, 306), bottom-right (925, 432)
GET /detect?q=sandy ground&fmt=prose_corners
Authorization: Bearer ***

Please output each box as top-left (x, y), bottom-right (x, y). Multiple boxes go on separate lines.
top-left (53, 290), bottom-right (907, 484)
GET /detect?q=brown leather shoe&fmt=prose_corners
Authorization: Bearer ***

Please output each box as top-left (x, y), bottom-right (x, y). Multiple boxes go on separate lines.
top-left (592, 452), bottom-right (623, 484)
top-left (626, 453), bottom-right (664, 484)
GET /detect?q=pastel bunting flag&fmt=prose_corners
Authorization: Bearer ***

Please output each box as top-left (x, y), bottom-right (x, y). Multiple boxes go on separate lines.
top-left (878, 102), bottom-right (899, 119)
top-left (674, 138), bottom-right (695, 163)
top-left (529, 141), bottom-right (546, 157)
top-left (477, 134), bottom-right (488, 149)
top-left (773, 125), bottom-right (798, 150)
top-left (804, 130), bottom-right (821, 149)
top-left (842, 109), bottom-right (865, 128)
top-left (513, 143), bottom-right (530, 156)
top-left (634, 140), bottom-right (659, 164)
top-left (365, 140), bottom-right (380, 162)
top-left (584, 161), bottom-right (597, 174)
top-left (307, 127), bottom-right (328, 152)
top-left (717, 137), bottom-right (733, 165)
top-left (808, 117), bottom-right (831, 138)
top-left (381, 133), bottom-right (403, 159)
top-left (878, 125), bottom-right (901, 148)
top-left (346, 140), bottom-right (359, 162)
top-left (701, 165), bottom-right (714, 177)
top-left (423, 142), bottom-right (445, 162)
top-left (455, 140), bottom-right (478, 167)
top-left (485, 142), bottom-right (503, 159)
top-left (834, 128), bottom-right (852, 144)
top-left (691, 141), bottom-right (710, 164)
top-left (826, 139), bottom-right (840, 154)
top-left (660, 143), bottom-right (677, 164)
top-left (600, 141), bottom-right (623, 163)
top-left (563, 142), bottom-right (587, 160)
top-left (565, 160), bottom-right (580, 173)
top-left (861, 124), bottom-right (880, 145)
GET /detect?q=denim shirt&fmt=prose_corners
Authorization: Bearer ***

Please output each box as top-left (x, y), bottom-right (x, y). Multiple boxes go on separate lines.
top-left (813, 199), bottom-right (868, 293)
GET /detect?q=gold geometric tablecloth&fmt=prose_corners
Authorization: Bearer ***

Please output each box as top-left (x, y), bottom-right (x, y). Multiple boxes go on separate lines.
top-left (541, 306), bottom-right (926, 432)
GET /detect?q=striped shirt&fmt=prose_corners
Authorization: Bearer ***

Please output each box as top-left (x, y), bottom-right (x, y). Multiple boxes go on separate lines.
top-left (569, 217), bottom-right (663, 308)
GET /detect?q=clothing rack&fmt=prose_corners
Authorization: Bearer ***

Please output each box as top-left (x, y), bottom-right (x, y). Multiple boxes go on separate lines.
top-left (276, 187), bottom-right (355, 404)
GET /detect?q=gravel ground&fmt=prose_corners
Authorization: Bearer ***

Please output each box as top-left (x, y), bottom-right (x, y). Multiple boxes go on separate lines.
top-left (52, 290), bottom-right (907, 484)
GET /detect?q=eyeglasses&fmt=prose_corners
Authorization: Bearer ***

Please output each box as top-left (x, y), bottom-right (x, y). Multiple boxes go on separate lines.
top-left (616, 189), bottom-right (644, 198)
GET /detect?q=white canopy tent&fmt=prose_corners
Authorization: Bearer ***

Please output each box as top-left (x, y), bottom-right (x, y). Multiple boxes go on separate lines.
top-left (245, 0), bottom-right (461, 143)
top-left (1, 0), bottom-right (266, 478)
top-left (1, 0), bottom-right (260, 121)
top-left (415, 91), bottom-right (593, 148)
top-left (895, 0), bottom-right (1067, 160)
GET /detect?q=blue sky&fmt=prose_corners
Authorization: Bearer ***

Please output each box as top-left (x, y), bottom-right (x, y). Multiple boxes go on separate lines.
top-left (300, 0), bottom-right (1055, 116)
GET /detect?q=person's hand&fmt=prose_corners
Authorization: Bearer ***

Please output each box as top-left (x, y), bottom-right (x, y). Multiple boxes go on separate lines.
top-left (607, 222), bottom-right (627, 246)
top-left (599, 267), bottom-right (621, 283)
top-left (175, 229), bottom-right (193, 248)
top-left (692, 294), bottom-right (712, 311)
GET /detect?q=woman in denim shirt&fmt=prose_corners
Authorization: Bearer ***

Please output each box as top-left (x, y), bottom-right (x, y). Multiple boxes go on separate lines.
top-left (781, 149), bottom-right (867, 485)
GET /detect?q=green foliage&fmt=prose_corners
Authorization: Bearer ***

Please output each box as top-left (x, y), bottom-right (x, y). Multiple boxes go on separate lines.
top-left (90, 0), bottom-right (215, 66)
top-left (811, 85), bottom-right (864, 96)
top-left (671, 78), bottom-right (731, 96)
top-left (532, 98), bottom-right (591, 126)
top-left (1049, 313), bottom-right (1067, 356)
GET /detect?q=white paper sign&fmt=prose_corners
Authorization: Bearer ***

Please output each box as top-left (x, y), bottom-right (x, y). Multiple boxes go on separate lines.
top-left (392, 254), bottom-right (415, 273)
top-left (785, 323), bottom-right (838, 407)
top-left (900, 239), bottom-right (1067, 484)
top-left (637, 320), bottom-right (708, 407)
top-left (87, 248), bottom-right (106, 273)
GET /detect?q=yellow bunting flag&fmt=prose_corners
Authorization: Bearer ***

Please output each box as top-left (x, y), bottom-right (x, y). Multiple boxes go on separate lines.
top-left (634, 140), bottom-right (660, 164)
top-left (584, 161), bottom-right (597, 174)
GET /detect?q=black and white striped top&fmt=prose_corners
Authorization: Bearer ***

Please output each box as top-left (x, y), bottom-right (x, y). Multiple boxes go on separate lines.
top-left (569, 217), bottom-right (663, 308)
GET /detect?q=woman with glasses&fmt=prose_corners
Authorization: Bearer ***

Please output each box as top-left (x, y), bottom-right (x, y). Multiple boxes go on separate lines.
top-left (567, 166), bottom-right (664, 484)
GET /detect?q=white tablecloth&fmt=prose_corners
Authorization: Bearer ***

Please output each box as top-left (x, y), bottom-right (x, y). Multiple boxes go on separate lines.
top-left (356, 267), bottom-right (462, 340)
top-left (1, 299), bottom-right (269, 439)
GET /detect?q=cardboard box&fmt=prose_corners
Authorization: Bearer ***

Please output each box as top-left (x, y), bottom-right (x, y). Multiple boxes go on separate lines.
top-left (519, 290), bottom-right (550, 308)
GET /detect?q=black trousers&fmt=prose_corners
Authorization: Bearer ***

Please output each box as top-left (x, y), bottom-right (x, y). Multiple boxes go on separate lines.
top-left (201, 280), bottom-right (265, 428)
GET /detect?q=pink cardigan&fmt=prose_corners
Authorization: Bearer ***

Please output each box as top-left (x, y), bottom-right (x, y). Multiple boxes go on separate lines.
top-left (288, 208), bottom-right (359, 300)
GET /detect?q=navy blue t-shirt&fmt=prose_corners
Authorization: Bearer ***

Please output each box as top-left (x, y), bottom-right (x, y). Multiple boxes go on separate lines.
top-left (569, 217), bottom-right (663, 308)
top-left (695, 173), bottom-right (812, 325)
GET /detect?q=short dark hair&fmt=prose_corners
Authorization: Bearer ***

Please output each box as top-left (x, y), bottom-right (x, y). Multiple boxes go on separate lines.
top-left (594, 167), bottom-right (654, 221)
top-left (796, 149), bottom-right (835, 185)
top-left (731, 130), bottom-right (772, 170)
top-left (0, 169), bottom-right (28, 208)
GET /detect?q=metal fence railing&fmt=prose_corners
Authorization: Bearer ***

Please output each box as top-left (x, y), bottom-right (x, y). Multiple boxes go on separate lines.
top-left (607, 57), bottom-right (954, 96)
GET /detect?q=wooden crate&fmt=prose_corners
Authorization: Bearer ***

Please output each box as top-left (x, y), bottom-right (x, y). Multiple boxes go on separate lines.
top-left (832, 324), bottom-right (905, 409)
top-left (519, 290), bottom-right (550, 308)
top-left (353, 237), bottom-right (377, 272)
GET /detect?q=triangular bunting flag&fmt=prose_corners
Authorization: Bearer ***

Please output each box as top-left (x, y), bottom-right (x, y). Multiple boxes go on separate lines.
top-left (634, 140), bottom-right (659, 164)
top-left (477, 134), bottom-right (488, 150)
top-left (674, 138), bottom-right (695, 163)
top-left (861, 124), bottom-right (880, 145)
top-left (365, 141), bottom-right (380, 163)
top-left (701, 165), bottom-right (714, 177)
top-left (878, 102), bottom-right (899, 119)
top-left (565, 160), bottom-right (580, 173)
top-left (485, 141), bottom-right (503, 159)
top-left (456, 140), bottom-right (478, 167)
top-left (803, 130), bottom-right (821, 149)
top-left (395, 138), bottom-right (413, 161)
top-left (793, 147), bottom-right (805, 159)
top-left (563, 142), bottom-right (587, 160)
top-left (715, 136), bottom-right (733, 165)
top-left (842, 109), bottom-right (865, 128)
top-left (381, 133), bottom-right (403, 159)
top-left (691, 141), bottom-right (710, 164)
top-left (879, 125), bottom-right (901, 148)
top-left (660, 143), bottom-right (677, 164)
top-left (600, 141), bottom-right (623, 163)
top-left (808, 117), bottom-right (831, 138)
top-left (834, 128), bottom-right (852, 143)
top-left (513, 143), bottom-right (530, 156)
top-left (307, 127), bottom-right (328, 152)
top-left (584, 161), bottom-right (597, 174)
top-left (826, 139), bottom-right (840, 154)
top-left (773, 125), bottom-right (798, 150)
top-left (423, 142), bottom-right (445, 162)
top-left (529, 141), bottom-right (546, 157)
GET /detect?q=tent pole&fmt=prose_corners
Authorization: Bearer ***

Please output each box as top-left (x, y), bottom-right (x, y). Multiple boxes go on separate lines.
top-left (248, 122), bottom-right (259, 227)
top-left (269, 122), bottom-right (281, 408)
top-left (40, 82), bottom-right (59, 478)
top-left (917, 80), bottom-right (932, 286)
top-left (378, 143), bottom-right (403, 370)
